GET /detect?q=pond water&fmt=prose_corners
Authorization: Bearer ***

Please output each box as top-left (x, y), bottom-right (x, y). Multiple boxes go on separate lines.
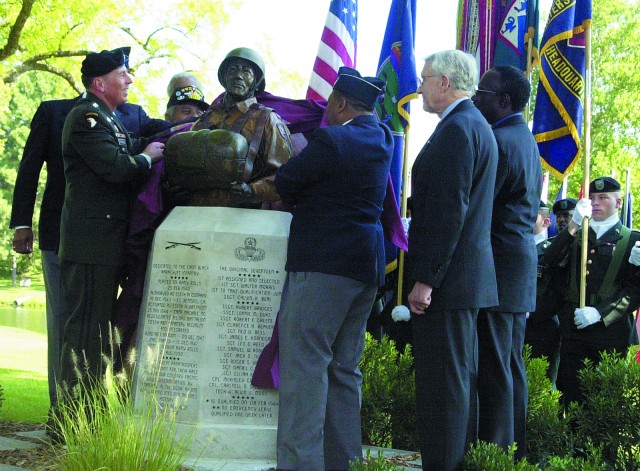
top-left (0, 305), bottom-right (47, 335)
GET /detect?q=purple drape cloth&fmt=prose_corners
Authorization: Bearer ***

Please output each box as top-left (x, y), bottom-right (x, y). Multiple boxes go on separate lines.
top-left (112, 123), bottom-right (193, 348)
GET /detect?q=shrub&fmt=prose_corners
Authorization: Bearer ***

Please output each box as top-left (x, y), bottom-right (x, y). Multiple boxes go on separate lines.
top-left (463, 441), bottom-right (538, 471)
top-left (360, 333), bottom-right (416, 451)
top-left (349, 450), bottom-right (404, 471)
top-left (543, 443), bottom-right (606, 471)
top-left (571, 349), bottom-right (640, 470)
top-left (0, 383), bottom-right (4, 412)
top-left (523, 345), bottom-right (574, 464)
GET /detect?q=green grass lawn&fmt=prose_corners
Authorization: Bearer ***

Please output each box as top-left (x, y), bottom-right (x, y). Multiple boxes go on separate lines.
top-left (0, 326), bottom-right (49, 423)
top-left (0, 275), bottom-right (46, 309)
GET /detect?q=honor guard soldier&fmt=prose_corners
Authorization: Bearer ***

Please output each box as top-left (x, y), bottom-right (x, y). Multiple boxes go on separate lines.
top-left (544, 177), bottom-right (640, 406)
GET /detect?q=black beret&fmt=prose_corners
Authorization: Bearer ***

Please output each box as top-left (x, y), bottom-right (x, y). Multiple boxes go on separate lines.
top-left (589, 176), bottom-right (621, 194)
top-left (167, 86), bottom-right (209, 111)
top-left (552, 198), bottom-right (577, 214)
top-left (539, 200), bottom-right (548, 210)
top-left (81, 47), bottom-right (131, 78)
top-left (333, 66), bottom-right (385, 109)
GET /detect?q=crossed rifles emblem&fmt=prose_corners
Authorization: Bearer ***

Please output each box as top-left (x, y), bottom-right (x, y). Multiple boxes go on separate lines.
top-left (165, 241), bottom-right (202, 250)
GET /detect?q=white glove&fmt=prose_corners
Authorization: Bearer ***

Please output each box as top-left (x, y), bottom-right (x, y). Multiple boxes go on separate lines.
top-left (401, 217), bottom-right (411, 237)
top-left (574, 306), bottom-right (601, 329)
top-left (629, 241), bottom-right (640, 266)
top-left (391, 305), bottom-right (411, 322)
top-left (571, 198), bottom-right (592, 225)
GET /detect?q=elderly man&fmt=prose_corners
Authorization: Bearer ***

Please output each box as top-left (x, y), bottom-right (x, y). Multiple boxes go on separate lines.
top-left (407, 50), bottom-right (498, 471)
top-left (164, 85), bottom-right (208, 122)
top-left (275, 67), bottom-right (392, 471)
top-left (57, 47), bottom-right (164, 398)
top-left (184, 47), bottom-right (293, 207)
top-left (544, 177), bottom-right (640, 406)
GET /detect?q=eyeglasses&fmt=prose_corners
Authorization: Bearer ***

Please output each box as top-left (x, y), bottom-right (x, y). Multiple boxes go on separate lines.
top-left (474, 88), bottom-right (498, 95)
top-left (418, 74), bottom-right (442, 87)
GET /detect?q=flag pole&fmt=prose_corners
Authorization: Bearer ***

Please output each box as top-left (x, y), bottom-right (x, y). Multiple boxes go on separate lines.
top-left (395, 124), bottom-right (412, 307)
top-left (622, 168), bottom-right (631, 224)
top-left (579, 25), bottom-right (592, 308)
top-left (525, 36), bottom-right (534, 121)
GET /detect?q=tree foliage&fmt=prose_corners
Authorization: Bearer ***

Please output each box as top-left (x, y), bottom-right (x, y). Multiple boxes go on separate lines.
top-left (545, 0), bottom-right (640, 229)
top-left (0, 0), bottom-right (234, 275)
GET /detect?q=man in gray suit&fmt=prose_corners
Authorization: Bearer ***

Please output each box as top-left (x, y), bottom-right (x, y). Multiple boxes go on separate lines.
top-left (407, 50), bottom-right (498, 471)
top-left (473, 65), bottom-right (542, 459)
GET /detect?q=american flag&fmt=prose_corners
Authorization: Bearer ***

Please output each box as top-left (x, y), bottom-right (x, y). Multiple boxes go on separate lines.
top-left (306, 0), bottom-right (358, 101)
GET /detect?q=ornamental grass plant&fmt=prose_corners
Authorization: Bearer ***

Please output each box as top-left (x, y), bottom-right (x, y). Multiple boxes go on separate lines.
top-left (50, 328), bottom-right (198, 471)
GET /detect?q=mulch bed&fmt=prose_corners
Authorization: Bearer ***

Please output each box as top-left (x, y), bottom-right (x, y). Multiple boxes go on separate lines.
top-left (0, 421), bottom-right (61, 470)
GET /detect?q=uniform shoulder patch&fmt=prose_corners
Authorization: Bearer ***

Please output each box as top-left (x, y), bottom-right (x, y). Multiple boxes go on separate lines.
top-left (84, 111), bottom-right (100, 128)
top-left (276, 122), bottom-right (289, 140)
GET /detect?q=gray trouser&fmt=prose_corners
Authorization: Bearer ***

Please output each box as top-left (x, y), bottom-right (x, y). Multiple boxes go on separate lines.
top-left (42, 250), bottom-right (69, 407)
top-left (277, 272), bottom-right (377, 471)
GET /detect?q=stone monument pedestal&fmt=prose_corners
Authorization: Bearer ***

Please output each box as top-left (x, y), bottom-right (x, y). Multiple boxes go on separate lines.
top-left (133, 207), bottom-right (291, 463)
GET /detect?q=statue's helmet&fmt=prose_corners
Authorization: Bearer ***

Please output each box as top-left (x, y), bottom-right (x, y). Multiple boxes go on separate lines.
top-left (218, 47), bottom-right (266, 93)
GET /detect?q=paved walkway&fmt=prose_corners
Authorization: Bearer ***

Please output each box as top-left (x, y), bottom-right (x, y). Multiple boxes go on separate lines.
top-left (0, 431), bottom-right (421, 470)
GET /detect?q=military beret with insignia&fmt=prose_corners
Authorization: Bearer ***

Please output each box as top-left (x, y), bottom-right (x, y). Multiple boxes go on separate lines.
top-left (589, 176), bottom-right (621, 194)
top-left (333, 66), bottom-right (385, 109)
top-left (167, 86), bottom-right (209, 112)
top-left (81, 47), bottom-right (131, 78)
top-left (552, 198), bottom-right (577, 214)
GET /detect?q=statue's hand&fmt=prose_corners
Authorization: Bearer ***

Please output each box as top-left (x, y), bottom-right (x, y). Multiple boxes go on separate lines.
top-left (229, 182), bottom-right (255, 202)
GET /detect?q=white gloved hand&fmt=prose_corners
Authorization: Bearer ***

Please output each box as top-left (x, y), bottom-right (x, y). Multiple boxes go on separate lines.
top-left (574, 306), bottom-right (601, 329)
top-left (629, 241), bottom-right (640, 266)
top-left (391, 305), bottom-right (411, 322)
top-left (401, 217), bottom-right (411, 237)
top-left (571, 198), bottom-right (592, 225)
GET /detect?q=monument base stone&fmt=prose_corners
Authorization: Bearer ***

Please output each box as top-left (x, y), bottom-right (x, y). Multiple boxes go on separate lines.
top-left (133, 207), bottom-right (290, 463)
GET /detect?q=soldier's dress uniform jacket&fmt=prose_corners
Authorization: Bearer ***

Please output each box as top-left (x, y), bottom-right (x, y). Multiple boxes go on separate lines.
top-left (58, 91), bottom-right (153, 391)
top-left (59, 93), bottom-right (151, 265)
top-left (189, 96), bottom-right (293, 207)
top-left (544, 222), bottom-right (640, 404)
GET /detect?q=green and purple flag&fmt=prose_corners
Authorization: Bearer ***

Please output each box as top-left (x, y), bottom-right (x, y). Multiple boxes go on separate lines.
top-left (375, 0), bottom-right (417, 270)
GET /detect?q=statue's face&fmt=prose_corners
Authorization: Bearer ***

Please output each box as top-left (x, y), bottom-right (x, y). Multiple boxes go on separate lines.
top-left (223, 58), bottom-right (256, 101)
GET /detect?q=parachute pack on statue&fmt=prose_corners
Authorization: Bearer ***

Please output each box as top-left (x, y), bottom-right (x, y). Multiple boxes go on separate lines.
top-left (164, 129), bottom-right (249, 192)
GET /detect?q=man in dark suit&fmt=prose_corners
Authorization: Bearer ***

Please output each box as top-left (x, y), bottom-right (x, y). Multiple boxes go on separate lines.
top-left (274, 67), bottom-right (393, 470)
top-left (10, 92), bottom-right (158, 411)
top-left (472, 65), bottom-right (542, 459)
top-left (57, 47), bottom-right (164, 397)
top-left (407, 50), bottom-right (498, 471)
